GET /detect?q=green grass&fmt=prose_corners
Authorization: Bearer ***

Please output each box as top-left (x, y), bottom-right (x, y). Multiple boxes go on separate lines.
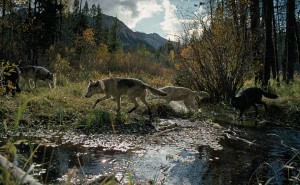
top-left (1, 74), bottom-right (300, 132)
top-left (1, 75), bottom-right (300, 185)
top-left (0, 74), bottom-right (170, 132)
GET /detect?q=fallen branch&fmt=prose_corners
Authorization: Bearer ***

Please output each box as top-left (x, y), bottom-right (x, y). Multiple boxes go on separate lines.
top-left (0, 154), bottom-right (42, 185)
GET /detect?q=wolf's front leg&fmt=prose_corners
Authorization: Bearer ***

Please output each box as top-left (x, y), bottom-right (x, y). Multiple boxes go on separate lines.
top-left (48, 83), bottom-right (53, 89)
top-left (26, 79), bottom-right (33, 89)
top-left (33, 79), bottom-right (37, 88)
top-left (93, 95), bottom-right (111, 108)
top-left (116, 96), bottom-right (121, 112)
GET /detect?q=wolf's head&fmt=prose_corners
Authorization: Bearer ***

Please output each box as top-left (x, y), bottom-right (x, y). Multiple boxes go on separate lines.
top-left (85, 80), bottom-right (105, 98)
top-left (46, 72), bottom-right (56, 87)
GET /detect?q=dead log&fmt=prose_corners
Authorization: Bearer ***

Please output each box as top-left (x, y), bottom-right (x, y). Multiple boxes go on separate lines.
top-left (0, 154), bottom-right (42, 185)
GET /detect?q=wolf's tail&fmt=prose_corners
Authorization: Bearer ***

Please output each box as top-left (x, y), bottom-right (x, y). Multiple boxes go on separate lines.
top-left (197, 91), bottom-right (210, 99)
top-left (262, 91), bottom-right (278, 99)
top-left (146, 85), bottom-right (167, 96)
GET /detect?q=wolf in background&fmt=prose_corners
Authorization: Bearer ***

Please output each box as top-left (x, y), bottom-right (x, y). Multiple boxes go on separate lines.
top-left (158, 86), bottom-right (210, 111)
top-left (231, 87), bottom-right (278, 119)
top-left (85, 77), bottom-right (167, 116)
top-left (19, 66), bottom-right (56, 89)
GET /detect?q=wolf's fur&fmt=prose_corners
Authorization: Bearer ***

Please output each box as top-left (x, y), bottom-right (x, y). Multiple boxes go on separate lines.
top-left (231, 87), bottom-right (278, 118)
top-left (20, 66), bottom-right (56, 89)
top-left (158, 86), bottom-right (210, 111)
top-left (85, 77), bottom-right (167, 115)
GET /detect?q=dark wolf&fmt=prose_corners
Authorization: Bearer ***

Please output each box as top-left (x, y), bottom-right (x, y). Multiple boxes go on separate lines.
top-left (231, 87), bottom-right (278, 118)
top-left (0, 65), bottom-right (21, 96)
top-left (85, 77), bottom-right (167, 116)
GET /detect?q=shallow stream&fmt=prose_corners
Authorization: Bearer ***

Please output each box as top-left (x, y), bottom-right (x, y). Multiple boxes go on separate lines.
top-left (1, 118), bottom-right (299, 185)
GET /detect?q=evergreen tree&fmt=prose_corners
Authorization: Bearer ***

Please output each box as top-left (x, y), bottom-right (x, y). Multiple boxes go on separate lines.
top-left (82, 1), bottom-right (89, 16)
top-left (94, 4), bottom-right (104, 45)
top-left (72, 0), bottom-right (88, 35)
top-left (108, 17), bottom-right (121, 52)
top-left (73, 0), bottom-right (79, 14)
top-left (90, 4), bottom-right (97, 27)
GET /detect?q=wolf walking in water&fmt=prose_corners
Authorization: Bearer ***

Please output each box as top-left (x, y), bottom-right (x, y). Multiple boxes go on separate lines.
top-left (231, 87), bottom-right (278, 119)
top-left (158, 86), bottom-right (210, 111)
top-left (20, 66), bottom-right (56, 89)
top-left (85, 77), bottom-right (167, 116)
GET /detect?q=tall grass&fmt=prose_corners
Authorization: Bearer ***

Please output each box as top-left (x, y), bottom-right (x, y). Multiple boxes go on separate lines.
top-left (14, 99), bottom-right (29, 129)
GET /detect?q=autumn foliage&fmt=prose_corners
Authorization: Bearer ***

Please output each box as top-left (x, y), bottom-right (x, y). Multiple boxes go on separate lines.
top-left (175, 20), bottom-right (252, 102)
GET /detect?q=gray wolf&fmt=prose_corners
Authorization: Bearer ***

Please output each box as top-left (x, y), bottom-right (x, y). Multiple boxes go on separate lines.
top-left (158, 86), bottom-right (210, 111)
top-left (85, 77), bottom-right (167, 116)
top-left (231, 87), bottom-right (278, 119)
top-left (0, 65), bottom-right (21, 96)
top-left (19, 66), bottom-right (56, 89)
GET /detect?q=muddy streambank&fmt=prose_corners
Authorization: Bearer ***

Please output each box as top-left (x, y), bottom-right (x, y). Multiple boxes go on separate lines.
top-left (1, 116), bottom-right (300, 185)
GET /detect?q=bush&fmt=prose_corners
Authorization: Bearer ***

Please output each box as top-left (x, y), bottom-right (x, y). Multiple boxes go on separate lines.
top-left (81, 108), bottom-right (112, 131)
top-left (56, 74), bottom-right (69, 87)
top-left (175, 19), bottom-right (252, 102)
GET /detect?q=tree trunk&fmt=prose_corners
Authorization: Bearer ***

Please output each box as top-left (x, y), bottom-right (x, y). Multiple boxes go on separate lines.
top-left (295, 22), bottom-right (300, 71)
top-left (2, 0), bottom-right (5, 17)
top-left (282, 36), bottom-right (287, 81)
top-left (263, 0), bottom-right (275, 86)
top-left (230, 0), bottom-right (238, 33)
top-left (271, 0), bottom-right (279, 82)
top-left (250, 0), bottom-right (262, 84)
top-left (286, 0), bottom-right (296, 83)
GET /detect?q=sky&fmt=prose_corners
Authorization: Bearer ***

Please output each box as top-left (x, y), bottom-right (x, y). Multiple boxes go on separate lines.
top-left (85, 0), bottom-right (205, 41)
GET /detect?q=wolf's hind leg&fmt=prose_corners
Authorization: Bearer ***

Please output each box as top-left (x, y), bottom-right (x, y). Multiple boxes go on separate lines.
top-left (183, 100), bottom-right (192, 111)
top-left (253, 104), bottom-right (259, 117)
top-left (185, 96), bottom-right (197, 111)
top-left (139, 94), bottom-right (152, 116)
top-left (128, 97), bottom-right (139, 114)
top-left (257, 100), bottom-right (268, 111)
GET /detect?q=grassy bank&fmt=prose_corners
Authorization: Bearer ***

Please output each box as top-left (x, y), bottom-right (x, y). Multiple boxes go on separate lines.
top-left (1, 75), bottom-right (300, 133)
top-left (0, 73), bottom-right (178, 133)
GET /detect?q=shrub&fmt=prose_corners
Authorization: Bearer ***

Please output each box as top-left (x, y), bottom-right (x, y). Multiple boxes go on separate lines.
top-left (81, 108), bottom-right (111, 131)
top-left (175, 19), bottom-right (252, 102)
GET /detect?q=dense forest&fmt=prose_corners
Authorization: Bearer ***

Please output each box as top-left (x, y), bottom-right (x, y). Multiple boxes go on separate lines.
top-left (1, 0), bottom-right (300, 102)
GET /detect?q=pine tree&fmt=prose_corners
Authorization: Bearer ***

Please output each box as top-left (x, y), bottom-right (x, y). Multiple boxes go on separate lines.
top-left (94, 4), bottom-right (104, 45)
top-left (82, 1), bottom-right (89, 16)
top-left (72, 0), bottom-right (88, 35)
top-left (90, 4), bottom-right (97, 27)
top-left (108, 17), bottom-right (121, 52)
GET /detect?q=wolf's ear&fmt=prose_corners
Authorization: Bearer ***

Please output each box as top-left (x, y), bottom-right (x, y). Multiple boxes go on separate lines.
top-left (99, 80), bottom-right (105, 90)
top-left (89, 79), bottom-right (93, 83)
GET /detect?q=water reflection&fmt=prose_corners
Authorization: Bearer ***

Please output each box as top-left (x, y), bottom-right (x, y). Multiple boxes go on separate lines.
top-left (203, 126), bottom-right (300, 185)
top-left (0, 121), bottom-right (299, 185)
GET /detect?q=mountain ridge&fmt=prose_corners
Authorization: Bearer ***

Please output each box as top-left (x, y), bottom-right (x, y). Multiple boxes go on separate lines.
top-left (102, 14), bottom-right (167, 50)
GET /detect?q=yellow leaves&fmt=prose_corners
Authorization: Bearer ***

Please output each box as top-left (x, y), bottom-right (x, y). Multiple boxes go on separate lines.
top-left (82, 28), bottom-right (95, 45)
top-left (180, 45), bottom-right (194, 59)
top-left (169, 50), bottom-right (175, 63)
